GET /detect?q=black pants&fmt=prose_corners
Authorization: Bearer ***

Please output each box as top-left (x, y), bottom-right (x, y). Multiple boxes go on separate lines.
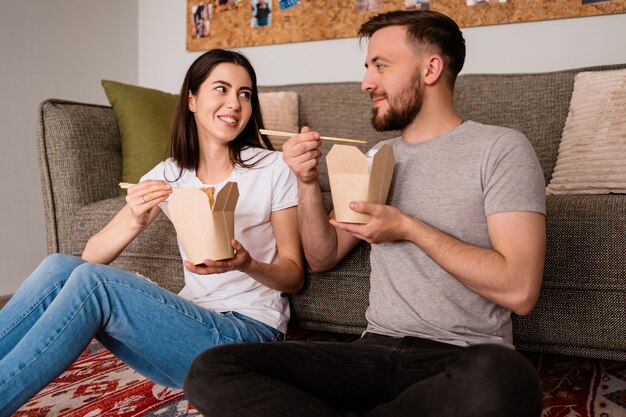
top-left (184, 333), bottom-right (542, 417)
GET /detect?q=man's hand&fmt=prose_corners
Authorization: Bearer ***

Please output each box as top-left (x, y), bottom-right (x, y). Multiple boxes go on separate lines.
top-left (184, 239), bottom-right (252, 275)
top-left (330, 201), bottom-right (410, 244)
top-left (282, 126), bottom-right (322, 184)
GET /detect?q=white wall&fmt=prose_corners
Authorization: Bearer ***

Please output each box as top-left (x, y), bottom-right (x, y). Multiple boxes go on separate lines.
top-left (138, 0), bottom-right (626, 91)
top-left (0, 1), bottom-right (138, 295)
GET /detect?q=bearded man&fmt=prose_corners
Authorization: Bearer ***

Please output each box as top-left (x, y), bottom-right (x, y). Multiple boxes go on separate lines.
top-left (184, 10), bottom-right (546, 417)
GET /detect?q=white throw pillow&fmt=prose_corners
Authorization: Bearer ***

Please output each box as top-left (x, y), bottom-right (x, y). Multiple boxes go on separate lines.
top-left (546, 69), bottom-right (626, 195)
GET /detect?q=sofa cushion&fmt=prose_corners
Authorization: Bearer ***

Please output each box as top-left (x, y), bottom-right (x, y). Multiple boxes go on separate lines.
top-left (512, 193), bottom-right (626, 361)
top-left (289, 241), bottom-right (371, 335)
top-left (102, 80), bottom-right (178, 189)
top-left (258, 91), bottom-right (299, 149)
top-left (546, 68), bottom-right (626, 195)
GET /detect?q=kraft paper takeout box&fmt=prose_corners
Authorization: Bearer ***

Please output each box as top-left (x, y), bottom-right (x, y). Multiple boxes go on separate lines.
top-left (166, 182), bottom-right (239, 264)
top-left (326, 144), bottom-right (395, 224)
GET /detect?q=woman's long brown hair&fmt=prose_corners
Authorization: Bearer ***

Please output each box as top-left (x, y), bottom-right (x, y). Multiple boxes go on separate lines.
top-left (168, 49), bottom-right (274, 179)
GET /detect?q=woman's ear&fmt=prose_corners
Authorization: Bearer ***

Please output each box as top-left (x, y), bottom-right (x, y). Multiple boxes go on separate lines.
top-left (423, 55), bottom-right (444, 86)
top-left (188, 91), bottom-right (196, 112)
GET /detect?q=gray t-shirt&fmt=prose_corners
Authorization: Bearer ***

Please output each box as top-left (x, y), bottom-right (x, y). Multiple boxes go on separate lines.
top-left (365, 121), bottom-right (546, 348)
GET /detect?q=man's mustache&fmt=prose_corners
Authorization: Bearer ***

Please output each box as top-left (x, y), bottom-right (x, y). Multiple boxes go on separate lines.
top-left (369, 92), bottom-right (387, 100)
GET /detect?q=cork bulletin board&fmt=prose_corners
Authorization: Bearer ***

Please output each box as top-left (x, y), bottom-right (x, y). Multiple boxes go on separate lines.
top-left (187, 0), bottom-right (625, 50)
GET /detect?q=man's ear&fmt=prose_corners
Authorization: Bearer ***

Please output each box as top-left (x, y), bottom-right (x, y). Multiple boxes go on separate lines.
top-left (422, 55), bottom-right (444, 86)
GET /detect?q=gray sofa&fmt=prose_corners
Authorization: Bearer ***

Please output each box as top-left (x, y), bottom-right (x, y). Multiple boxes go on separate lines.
top-left (37, 64), bottom-right (626, 362)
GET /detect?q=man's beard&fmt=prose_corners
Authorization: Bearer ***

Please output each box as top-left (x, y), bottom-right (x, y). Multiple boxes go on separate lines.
top-left (370, 72), bottom-right (422, 132)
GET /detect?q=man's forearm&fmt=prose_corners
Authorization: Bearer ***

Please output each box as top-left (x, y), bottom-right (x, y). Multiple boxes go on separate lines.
top-left (297, 181), bottom-right (341, 271)
top-left (403, 212), bottom-right (545, 315)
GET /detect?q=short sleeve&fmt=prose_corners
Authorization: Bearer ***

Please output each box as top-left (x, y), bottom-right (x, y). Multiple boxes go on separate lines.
top-left (138, 160), bottom-right (178, 207)
top-left (139, 161), bottom-right (166, 183)
top-left (271, 152), bottom-right (298, 211)
top-left (483, 130), bottom-right (546, 216)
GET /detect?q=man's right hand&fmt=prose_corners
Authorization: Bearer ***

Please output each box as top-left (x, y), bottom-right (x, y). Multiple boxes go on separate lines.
top-left (282, 126), bottom-right (322, 184)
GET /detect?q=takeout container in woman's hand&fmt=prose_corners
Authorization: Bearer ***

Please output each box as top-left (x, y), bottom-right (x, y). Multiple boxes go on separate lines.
top-left (167, 182), bottom-right (239, 264)
top-left (326, 144), bottom-right (395, 224)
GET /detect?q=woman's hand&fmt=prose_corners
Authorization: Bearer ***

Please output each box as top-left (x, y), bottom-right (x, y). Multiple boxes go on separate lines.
top-left (125, 180), bottom-right (172, 227)
top-left (184, 207), bottom-right (304, 294)
top-left (83, 180), bottom-right (171, 264)
top-left (184, 239), bottom-right (253, 275)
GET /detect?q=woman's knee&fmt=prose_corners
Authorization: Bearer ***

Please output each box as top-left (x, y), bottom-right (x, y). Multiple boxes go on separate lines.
top-left (25, 253), bottom-right (83, 287)
top-left (60, 263), bottom-right (121, 302)
top-left (66, 262), bottom-right (111, 285)
top-left (38, 253), bottom-right (83, 272)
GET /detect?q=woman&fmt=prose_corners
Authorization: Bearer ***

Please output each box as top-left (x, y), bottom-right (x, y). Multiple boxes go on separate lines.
top-left (0, 49), bottom-right (303, 416)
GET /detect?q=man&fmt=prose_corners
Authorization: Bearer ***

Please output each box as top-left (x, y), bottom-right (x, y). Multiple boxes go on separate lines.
top-left (184, 10), bottom-right (546, 417)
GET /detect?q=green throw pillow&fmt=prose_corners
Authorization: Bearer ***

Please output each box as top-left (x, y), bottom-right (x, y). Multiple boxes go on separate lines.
top-left (101, 80), bottom-right (179, 191)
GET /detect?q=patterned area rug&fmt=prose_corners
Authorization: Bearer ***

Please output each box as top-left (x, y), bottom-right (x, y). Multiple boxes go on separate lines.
top-left (13, 340), bottom-right (199, 417)
top-left (527, 352), bottom-right (626, 417)
top-left (13, 340), bottom-right (626, 417)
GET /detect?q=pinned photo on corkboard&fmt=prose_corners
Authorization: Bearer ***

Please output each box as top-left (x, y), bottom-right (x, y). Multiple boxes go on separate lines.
top-left (466, 0), bottom-right (506, 5)
top-left (192, 3), bottom-right (212, 39)
top-left (252, 0), bottom-right (272, 27)
top-left (357, 0), bottom-right (381, 13)
top-left (405, 0), bottom-right (430, 11)
top-left (279, 0), bottom-right (301, 10)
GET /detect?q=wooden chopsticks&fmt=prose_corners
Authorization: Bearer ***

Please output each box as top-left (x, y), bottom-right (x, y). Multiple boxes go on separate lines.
top-left (120, 182), bottom-right (182, 189)
top-left (259, 129), bottom-right (367, 144)
top-left (119, 182), bottom-right (179, 189)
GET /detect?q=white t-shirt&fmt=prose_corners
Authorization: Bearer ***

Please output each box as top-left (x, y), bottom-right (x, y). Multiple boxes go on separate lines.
top-left (140, 147), bottom-right (298, 333)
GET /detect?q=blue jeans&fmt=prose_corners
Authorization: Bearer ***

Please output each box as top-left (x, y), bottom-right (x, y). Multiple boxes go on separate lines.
top-left (0, 254), bottom-right (282, 417)
top-left (185, 333), bottom-right (542, 417)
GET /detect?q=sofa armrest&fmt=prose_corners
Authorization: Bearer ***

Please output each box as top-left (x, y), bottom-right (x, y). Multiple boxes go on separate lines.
top-left (513, 194), bottom-right (626, 360)
top-left (37, 99), bottom-right (122, 254)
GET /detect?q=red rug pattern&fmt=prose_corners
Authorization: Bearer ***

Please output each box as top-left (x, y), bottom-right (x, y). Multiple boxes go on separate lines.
top-left (528, 352), bottom-right (626, 417)
top-left (13, 341), bottom-right (199, 417)
top-left (13, 341), bottom-right (626, 417)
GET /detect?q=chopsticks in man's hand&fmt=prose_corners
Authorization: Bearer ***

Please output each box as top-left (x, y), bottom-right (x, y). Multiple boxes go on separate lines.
top-left (259, 129), bottom-right (367, 144)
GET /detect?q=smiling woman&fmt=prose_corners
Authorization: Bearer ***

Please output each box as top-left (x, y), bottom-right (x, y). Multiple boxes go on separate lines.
top-left (0, 49), bottom-right (304, 416)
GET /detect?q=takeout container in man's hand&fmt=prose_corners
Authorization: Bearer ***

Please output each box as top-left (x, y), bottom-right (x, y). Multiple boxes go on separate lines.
top-left (167, 182), bottom-right (239, 264)
top-left (326, 144), bottom-right (395, 224)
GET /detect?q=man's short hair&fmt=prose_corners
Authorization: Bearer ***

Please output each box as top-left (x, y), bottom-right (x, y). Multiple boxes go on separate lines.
top-left (359, 10), bottom-right (466, 87)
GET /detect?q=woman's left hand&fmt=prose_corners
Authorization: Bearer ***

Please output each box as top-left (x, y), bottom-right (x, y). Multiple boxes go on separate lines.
top-left (183, 239), bottom-right (253, 275)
